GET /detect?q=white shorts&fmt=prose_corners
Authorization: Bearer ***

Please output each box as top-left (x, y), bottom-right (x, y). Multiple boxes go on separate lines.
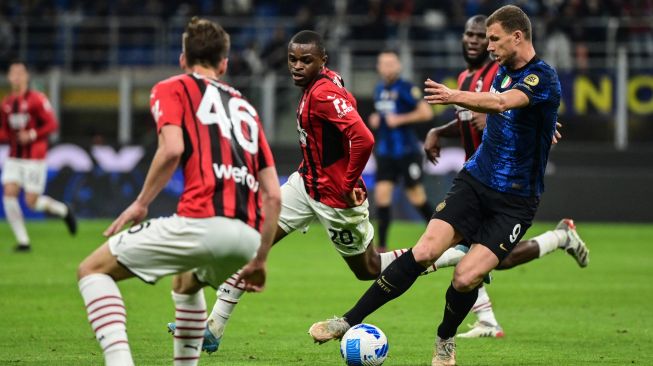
top-left (1, 158), bottom-right (47, 194)
top-left (278, 172), bottom-right (374, 257)
top-left (108, 215), bottom-right (261, 288)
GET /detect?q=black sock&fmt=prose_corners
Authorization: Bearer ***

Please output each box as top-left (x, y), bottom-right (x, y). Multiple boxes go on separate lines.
top-left (344, 249), bottom-right (426, 325)
top-left (377, 206), bottom-right (391, 248)
top-left (416, 201), bottom-right (434, 223)
top-left (437, 284), bottom-right (479, 339)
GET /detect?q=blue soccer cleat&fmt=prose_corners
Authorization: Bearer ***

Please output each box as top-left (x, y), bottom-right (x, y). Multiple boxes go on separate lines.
top-left (167, 322), bottom-right (221, 354)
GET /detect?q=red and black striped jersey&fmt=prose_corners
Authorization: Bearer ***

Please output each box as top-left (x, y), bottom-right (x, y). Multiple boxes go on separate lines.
top-left (295, 67), bottom-right (374, 209)
top-left (150, 73), bottom-right (275, 231)
top-left (456, 60), bottom-right (499, 159)
top-left (0, 90), bottom-right (58, 160)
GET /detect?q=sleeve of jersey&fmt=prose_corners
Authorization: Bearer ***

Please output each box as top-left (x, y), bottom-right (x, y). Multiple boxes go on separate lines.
top-left (402, 83), bottom-right (421, 110)
top-left (257, 120), bottom-right (275, 170)
top-left (150, 81), bottom-right (184, 132)
top-left (314, 89), bottom-right (374, 192)
top-left (34, 95), bottom-right (58, 139)
top-left (0, 113), bottom-right (7, 142)
top-left (513, 67), bottom-right (551, 106)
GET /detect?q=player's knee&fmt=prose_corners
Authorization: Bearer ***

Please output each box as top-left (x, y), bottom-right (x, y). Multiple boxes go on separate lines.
top-left (172, 273), bottom-right (203, 294)
top-left (77, 259), bottom-right (96, 280)
top-left (452, 268), bottom-right (483, 292)
top-left (24, 195), bottom-right (38, 209)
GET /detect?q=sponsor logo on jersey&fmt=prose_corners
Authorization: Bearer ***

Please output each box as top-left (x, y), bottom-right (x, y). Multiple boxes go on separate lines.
top-left (8, 113), bottom-right (29, 129)
top-left (436, 200), bottom-right (446, 212)
top-left (213, 163), bottom-right (259, 192)
top-left (500, 75), bottom-right (512, 89)
top-left (524, 74), bottom-right (539, 86)
top-left (333, 98), bottom-right (354, 118)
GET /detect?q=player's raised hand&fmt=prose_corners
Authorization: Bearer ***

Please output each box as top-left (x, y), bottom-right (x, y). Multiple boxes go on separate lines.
top-left (424, 78), bottom-right (455, 105)
top-left (367, 112), bottom-right (381, 130)
top-left (344, 187), bottom-right (366, 207)
top-left (552, 122), bottom-right (562, 144)
top-left (104, 201), bottom-right (148, 237)
top-left (423, 127), bottom-right (443, 165)
top-left (384, 113), bottom-right (402, 128)
top-left (236, 259), bottom-right (267, 292)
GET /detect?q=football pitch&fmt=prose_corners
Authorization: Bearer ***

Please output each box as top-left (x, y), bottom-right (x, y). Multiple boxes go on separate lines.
top-left (1, 220), bottom-right (651, 365)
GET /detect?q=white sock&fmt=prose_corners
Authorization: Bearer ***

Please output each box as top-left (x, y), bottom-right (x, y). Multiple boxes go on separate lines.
top-left (434, 247), bottom-right (467, 269)
top-left (34, 195), bottom-right (68, 217)
top-left (3, 196), bottom-right (29, 245)
top-left (208, 272), bottom-right (245, 337)
top-left (79, 273), bottom-right (133, 366)
top-left (532, 230), bottom-right (567, 257)
top-left (379, 249), bottom-right (408, 272)
top-left (172, 291), bottom-right (206, 366)
top-left (472, 286), bottom-right (499, 326)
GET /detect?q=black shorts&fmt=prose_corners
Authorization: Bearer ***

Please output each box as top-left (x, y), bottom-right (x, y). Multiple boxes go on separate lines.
top-left (375, 154), bottom-right (423, 188)
top-left (432, 169), bottom-right (540, 262)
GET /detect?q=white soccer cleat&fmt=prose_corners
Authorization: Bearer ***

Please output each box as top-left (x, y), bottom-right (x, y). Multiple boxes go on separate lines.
top-left (308, 316), bottom-right (350, 344)
top-left (432, 336), bottom-right (457, 366)
top-left (456, 321), bottom-right (505, 338)
top-left (556, 218), bottom-right (590, 268)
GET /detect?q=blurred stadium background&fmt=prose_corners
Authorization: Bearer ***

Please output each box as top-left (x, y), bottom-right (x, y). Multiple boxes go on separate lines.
top-left (0, 0), bottom-right (652, 222)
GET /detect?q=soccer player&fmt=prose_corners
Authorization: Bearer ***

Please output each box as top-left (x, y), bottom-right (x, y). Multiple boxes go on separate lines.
top-left (168, 30), bottom-right (453, 354)
top-left (424, 14), bottom-right (589, 338)
top-left (310, 5), bottom-right (567, 365)
top-left (1, 61), bottom-right (76, 252)
top-left (369, 50), bottom-right (434, 252)
top-left (76, 17), bottom-right (281, 366)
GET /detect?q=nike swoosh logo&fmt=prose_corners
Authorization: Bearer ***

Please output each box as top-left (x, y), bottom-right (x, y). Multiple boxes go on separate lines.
top-left (184, 344), bottom-right (199, 351)
top-left (499, 243), bottom-right (508, 252)
top-left (380, 275), bottom-right (396, 288)
top-left (326, 95), bottom-right (337, 99)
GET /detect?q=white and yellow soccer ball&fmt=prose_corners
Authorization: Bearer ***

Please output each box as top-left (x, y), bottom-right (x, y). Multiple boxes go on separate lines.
top-left (340, 323), bottom-right (389, 366)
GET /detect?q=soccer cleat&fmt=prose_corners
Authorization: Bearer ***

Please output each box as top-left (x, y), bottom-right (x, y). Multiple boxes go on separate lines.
top-left (63, 204), bottom-right (77, 236)
top-left (14, 243), bottom-right (31, 252)
top-left (308, 316), bottom-right (350, 344)
top-left (456, 321), bottom-right (505, 338)
top-left (556, 218), bottom-right (589, 268)
top-left (432, 336), bottom-right (456, 366)
top-left (167, 322), bottom-right (221, 354)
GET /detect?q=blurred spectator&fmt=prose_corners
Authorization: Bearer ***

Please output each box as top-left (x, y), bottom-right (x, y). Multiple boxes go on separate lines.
top-left (544, 19), bottom-right (573, 71)
top-left (260, 26), bottom-right (289, 73)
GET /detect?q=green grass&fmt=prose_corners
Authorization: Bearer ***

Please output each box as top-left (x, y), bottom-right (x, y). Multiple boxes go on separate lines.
top-left (1, 220), bottom-right (652, 365)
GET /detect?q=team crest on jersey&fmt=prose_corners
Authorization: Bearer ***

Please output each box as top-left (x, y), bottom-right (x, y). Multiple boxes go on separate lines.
top-left (411, 86), bottom-right (422, 99)
top-left (524, 74), bottom-right (539, 86)
top-left (436, 200), bottom-right (446, 212)
top-left (500, 75), bottom-right (512, 89)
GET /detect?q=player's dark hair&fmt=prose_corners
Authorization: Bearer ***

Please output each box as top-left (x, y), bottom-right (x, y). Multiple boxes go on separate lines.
top-left (183, 16), bottom-right (230, 68)
top-left (6, 59), bottom-right (28, 71)
top-left (379, 49), bottom-right (400, 57)
top-left (487, 5), bottom-right (532, 41)
top-left (289, 30), bottom-right (326, 56)
top-left (468, 14), bottom-right (487, 26)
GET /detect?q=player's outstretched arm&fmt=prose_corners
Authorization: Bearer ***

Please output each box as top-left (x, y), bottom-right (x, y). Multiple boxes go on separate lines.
top-left (104, 125), bottom-right (183, 236)
top-left (237, 166), bottom-right (281, 292)
top-left (424, 78), bottom-right (529, 113)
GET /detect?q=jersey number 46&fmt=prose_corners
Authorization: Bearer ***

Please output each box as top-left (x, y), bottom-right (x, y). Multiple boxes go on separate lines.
top-left (197, 84), bottom-right (259, 155)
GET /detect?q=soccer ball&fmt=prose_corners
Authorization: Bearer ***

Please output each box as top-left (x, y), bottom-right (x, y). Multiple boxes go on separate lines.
top-left (340, 323), bottom-right (389, 366)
